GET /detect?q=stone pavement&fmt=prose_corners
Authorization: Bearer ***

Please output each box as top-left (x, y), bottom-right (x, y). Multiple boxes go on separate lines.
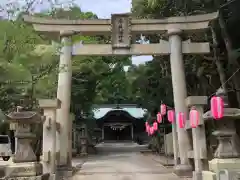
top-left (0, 143), bottom-right (191, 180)
top-left (142, 152), bottom-right (175, 166)
top-left (72, 142), bottom-right (184, 180)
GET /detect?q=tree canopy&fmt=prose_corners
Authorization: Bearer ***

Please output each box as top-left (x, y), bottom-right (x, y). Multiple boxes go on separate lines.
top-left (0, 4), bottom-right (135, 119)
top-left (0, 0), bottom-right (240, 121)
top-left (131, 0), bottom-right (240, 112)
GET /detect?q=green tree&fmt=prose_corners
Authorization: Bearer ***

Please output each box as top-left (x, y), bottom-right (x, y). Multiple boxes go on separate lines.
top-left (131, 0), bottom-right (240, 113)
top-left (0, 16), bottom-right (57, 111)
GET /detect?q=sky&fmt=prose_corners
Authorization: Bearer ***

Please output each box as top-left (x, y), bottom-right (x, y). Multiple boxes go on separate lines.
top-left (77, 0), bottom-right (132, 18)
top-left (1, 0), bottom-right (153, 66)
top-left (73, 0), bottom-right (153, 66)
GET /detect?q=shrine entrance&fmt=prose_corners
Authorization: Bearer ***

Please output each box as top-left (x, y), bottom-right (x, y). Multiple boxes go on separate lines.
top-left (94, 106), bottom-right (146, 142)
top-left (23, 12), bottom-right (217, 175)
top-left (104, 123), bottom-right (132, 141)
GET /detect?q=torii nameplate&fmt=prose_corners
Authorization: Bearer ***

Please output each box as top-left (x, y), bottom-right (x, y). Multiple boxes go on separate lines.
top-left (111, 13), bottom-right (131, 49)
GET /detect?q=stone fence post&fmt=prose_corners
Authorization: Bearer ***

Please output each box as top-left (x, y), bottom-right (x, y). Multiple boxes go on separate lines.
top-left (39, 99), bottom-right (61, 179)
top-left (185, 96), bottom-right (208, 180)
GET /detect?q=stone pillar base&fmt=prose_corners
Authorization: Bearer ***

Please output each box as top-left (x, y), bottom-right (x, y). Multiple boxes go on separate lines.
top-left (202, 158), bottom-right (240, 180)
top-left (56, 166), bottom-right (73, 180)
top-left (174, 164), bottom-right (192, 177)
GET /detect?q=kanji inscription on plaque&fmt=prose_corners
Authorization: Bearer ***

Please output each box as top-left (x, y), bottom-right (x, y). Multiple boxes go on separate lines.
top-left (111, 13), bottom-right (131, 48)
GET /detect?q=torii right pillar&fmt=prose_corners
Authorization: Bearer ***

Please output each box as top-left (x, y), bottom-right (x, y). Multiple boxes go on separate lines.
top-left (168, 29), bottom-right (192, 176)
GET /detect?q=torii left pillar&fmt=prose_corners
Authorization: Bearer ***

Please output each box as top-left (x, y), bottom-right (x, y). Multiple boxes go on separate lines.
top-left (56, 31), bottom-right (73, 177)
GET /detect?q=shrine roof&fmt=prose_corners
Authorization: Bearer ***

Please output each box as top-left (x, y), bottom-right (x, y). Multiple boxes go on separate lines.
top-left (92, 104), bottom-right (147, 119)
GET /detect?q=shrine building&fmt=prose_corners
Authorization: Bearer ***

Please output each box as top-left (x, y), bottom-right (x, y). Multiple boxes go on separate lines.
top-left (93, 104), bottom-right (148, 143)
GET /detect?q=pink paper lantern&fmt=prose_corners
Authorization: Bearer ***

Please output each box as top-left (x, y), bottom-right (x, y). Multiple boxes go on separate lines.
top-left (145, 124), bottom-right (149, 132)
top-left (157, 112), bottom-right (162, 123)
top-left (153, 122), bottom-right (158, 130)
top-left (210, 96), bottom-right (224, 119)
top-left (161, 104), bottom-right (167, 115)
top-left (189, 108), bottom-right (199, 128)
top-left (149, 127), bottom-right (154, 135)
top-left (167, 110), bottom-right (175, 123)
top-left (177, 112), bottom-right (185, 128)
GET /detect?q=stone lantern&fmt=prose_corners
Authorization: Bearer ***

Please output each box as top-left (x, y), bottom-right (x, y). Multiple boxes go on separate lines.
top-left (202, 88), bottom-right (240, 180)
top-left (79, 124), bottom-right (88, 156)
top-left (5, 106), bottom-right (45, 179)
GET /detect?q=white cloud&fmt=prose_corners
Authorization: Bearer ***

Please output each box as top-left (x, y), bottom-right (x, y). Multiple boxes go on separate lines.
top-left (76, 0), bottom-right (132, 18)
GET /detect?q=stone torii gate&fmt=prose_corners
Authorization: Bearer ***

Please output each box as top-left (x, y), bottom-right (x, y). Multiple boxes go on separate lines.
top-left (23, 12), bottom-right (217, 175)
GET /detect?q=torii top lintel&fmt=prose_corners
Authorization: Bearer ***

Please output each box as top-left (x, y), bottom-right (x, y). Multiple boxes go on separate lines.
top-left (23, 12), bottom-right (218, 36)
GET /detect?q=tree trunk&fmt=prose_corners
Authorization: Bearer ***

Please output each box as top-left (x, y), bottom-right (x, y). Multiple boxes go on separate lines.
top-left (218, 17), bottom-right (240, 107)
top-left (211, 27), bottom-right (227, 91)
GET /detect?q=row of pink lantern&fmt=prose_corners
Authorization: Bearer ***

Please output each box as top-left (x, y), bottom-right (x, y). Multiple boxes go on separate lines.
top-left (145, 121), bottom-right (158, 135)
top-left (157, 96), bottom-right (224, 129)
top-left (145, 104), bottom-right (168, 136)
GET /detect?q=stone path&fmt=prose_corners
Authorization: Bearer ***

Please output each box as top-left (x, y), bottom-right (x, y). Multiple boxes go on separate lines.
top-left (73, 142), bottom-right (182, 180)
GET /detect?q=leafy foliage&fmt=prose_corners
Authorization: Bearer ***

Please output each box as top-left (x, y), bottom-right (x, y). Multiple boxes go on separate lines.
top-left (0, 4), bottom-right (135, 119)
top-left (130, 0), bottom-right (240, 114)
top-left (1, 0), bottom-right (239, 123)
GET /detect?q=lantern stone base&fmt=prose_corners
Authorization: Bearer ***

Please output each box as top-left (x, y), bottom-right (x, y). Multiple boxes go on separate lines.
top-left (4, 162), bottom-right (49, 180)
top-left (6, 174), bottom-right (50, 180)
top-left (5, 162), bottom-right (42, 177)
top-left (209, 158), bottom-right (240, 172)
top-left (174, 164), bottom-right (192, 177)
top-left (202, 158), bottom-right (240, 180)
